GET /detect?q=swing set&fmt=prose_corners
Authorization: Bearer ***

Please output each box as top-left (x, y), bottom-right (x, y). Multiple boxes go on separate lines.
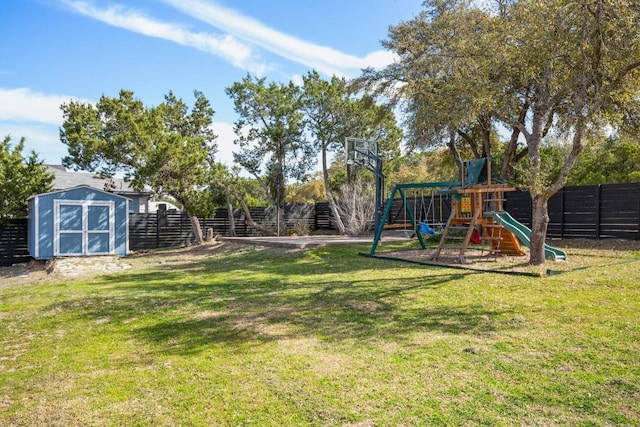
top-left (385, 187), bottom-right (447, 236)
top-left (367, 157), bottom-right (567, 265)
top-left (370, 180), bottom-right (460, 254)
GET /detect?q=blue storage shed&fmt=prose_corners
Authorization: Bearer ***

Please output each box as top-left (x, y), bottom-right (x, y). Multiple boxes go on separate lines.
top-left (28, 185), bottom-right (130, 260)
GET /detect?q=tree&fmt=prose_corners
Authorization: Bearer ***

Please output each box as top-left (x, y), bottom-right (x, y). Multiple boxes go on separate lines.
top-left (0, 135), bottom-right (54, 222)
top-left (60, 89), bottom-right (217, 244)
top-left (497, 0), bottom-right (640, 264)
top-left (300, 70), bottom-right (402, 234)
top-left (226, 74), bottom-right (314, 234)
top-left (285, 172), bottom-right (326, 203)
top-left (568, 135), bottom-right (640, 185)
top-left (207, 160), bottom-right (277, 236)
top-left (361, 0), bottom-right (640, 265)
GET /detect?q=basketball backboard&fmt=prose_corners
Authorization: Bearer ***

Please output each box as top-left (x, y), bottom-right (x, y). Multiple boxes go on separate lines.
top-left (345, 137), bottom-right (378, 171)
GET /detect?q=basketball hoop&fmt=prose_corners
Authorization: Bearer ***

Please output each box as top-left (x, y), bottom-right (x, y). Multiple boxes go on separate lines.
top-left (345, 137), bottom-right (378, 171)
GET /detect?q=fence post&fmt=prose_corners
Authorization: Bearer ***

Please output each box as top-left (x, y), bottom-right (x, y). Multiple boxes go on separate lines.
top-left (156, 212), bottom-right (160, 249)
top-left (180, 212), bottom-right (185, 245)
top-left (528, 192), bottom-right (533, 229)
top-left (560, 188), bottom-right (565, 239)
top-left (595, 184), bottom-right (601, 239)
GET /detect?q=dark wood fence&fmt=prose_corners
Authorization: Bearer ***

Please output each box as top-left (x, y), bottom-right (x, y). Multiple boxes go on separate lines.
top-left (0, 218), bottom-right (30, 266)
top-left (504, 183), bottom-right (640, 240)
top-left (129, 203), bottom-right (323, 250)
top-left (384, 193), bottom-right (453, 228)
top-left (1, 183), bottom-right (639, 264)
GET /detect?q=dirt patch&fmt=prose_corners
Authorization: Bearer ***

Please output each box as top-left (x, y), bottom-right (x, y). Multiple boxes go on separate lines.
top-left (374, 239), bottom-right (640, 275)
top-left (51, 256), bottom-right (132, 278)
top-left (0, 260), bottom-right (51, 288)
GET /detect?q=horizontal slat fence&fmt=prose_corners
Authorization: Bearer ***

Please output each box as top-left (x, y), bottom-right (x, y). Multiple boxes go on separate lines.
top-left (129, 203), bottom-right (319, 250)
top-left (599, 183), bottom-right (640, 240)
top-left (0, 218), bottom-right (30, 266)
top-left (385, 193), bottom-right (453, 228)
top-left (1, 183), bottom-right (639, 264)
top-left (505, 183), bottom-right (640, 240)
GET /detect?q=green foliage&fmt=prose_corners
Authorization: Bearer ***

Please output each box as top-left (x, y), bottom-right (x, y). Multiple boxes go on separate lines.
top-left (60, 89), bottom-right (217, 216)
top-left (285, 173), bottom-right (327, 203)
top-left (392, 150), bottom-right (460, 185)
top-left (298, 70), bottom-right (402, 233)
top-left (359, 1), bottom-right (506, 161)
top-left (0, 135), bottom-right (53, 221)
top-left (226, 72), bottom-right (402, 214)
top-left (569, 135), bottom-right (640, 185)
top-left (301, 70), bottom-right (402, 170)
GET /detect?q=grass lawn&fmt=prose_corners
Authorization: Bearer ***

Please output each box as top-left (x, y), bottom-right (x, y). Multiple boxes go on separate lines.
top-left (1, 240), bottom-right (639, 426)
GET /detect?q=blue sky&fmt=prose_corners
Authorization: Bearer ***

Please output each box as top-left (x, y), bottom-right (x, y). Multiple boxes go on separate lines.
top-left (1, 0), bottom-right (425, 169)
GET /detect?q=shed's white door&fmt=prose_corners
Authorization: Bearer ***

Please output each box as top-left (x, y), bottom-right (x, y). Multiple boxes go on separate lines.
top-left (55, 200), bottom-right (115, 256)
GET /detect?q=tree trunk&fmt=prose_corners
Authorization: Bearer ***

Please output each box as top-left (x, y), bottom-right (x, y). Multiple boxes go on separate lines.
top-left (228, 188), bottom-right (276, 236)
top-left (225, 193), bottom-right (236, 237)
top-left (529, 195), bottom-right (549, 266)
top-left (500, 102), bottom-right (528, 180)
top-left (448, 129), bottom-right (464, 179)
top-left (189, 214), bottom-right (204, 245)
top-left (478, 113), bottom-right (492, 158)
top-left (322, 146), bottom-right (346, 234)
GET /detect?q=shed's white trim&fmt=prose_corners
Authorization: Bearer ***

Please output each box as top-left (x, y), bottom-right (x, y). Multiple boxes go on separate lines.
top-left (34, 196), bottom-right (39, 259)
top-left (125, 199), bottom-right (130, 255)
top-left (53, 199), bottom-right (116, 257)
top-left (29, 184), bottom-right (131, 201)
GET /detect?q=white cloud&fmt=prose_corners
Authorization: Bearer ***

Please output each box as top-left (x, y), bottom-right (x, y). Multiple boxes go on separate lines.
top-left (363, 50), bottom-right (398, 70)
top-left (62, 0), bottom-right (395, 78)
top-left (63, 0), bottom-right (270, 75)
top-left (0, 123), bottom-right (67, 164)
top-left (211, 121), bottom-right (237, 166)
top-left (0, 87), bottom-right (78, 125)
top-left (164, 0), bottom-right (392, 77)
top-left (162, 0), bottom-right (393, 77)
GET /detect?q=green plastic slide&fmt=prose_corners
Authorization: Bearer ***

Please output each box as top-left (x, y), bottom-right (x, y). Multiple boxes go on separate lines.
top-left (486, 211), bottom-right (567, 261)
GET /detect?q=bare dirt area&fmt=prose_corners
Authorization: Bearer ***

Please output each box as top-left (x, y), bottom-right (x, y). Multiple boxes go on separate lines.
top-left (375, 238), bottom-right (640, 275)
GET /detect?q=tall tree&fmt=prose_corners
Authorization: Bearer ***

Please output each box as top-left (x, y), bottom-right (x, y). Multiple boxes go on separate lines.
top-left (0, 135), bottom-right (54, 222)
top-left (300, 70), bottom-right (402, 234)
top-left (60, 89), bottom-right (217, 244)
top-left (225, 74), bottom-right (314, 233)
top-left (497, 0), bottom-right (640, 264)
top-left (360, 0), bottom-right (640, 265)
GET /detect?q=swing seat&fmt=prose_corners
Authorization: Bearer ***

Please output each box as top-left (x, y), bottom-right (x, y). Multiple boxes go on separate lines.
top-left (419, 221), bottom-right (436, 235)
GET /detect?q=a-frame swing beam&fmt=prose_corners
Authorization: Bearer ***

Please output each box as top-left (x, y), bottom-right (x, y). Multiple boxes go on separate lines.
top-left (369, 181), bottom-right (460, 256)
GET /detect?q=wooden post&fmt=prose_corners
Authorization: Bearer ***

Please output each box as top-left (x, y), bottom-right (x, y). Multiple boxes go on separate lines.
top-left (595, 184), bottom-right (601, 239)
top-left (155, 212), bottom-right (160, 249)
top-left (560, 188), bottom-right (565, 239)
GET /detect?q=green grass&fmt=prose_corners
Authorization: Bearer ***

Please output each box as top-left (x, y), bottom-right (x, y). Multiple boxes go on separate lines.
top-left (1, 242), bottom-right (639, 426)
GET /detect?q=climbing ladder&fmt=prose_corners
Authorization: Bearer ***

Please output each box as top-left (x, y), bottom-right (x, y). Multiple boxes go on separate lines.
top-left (481, 221), bottom-right (525, 257)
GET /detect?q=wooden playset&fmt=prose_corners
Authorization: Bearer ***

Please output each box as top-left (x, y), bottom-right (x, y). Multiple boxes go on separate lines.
top-left (432, 158), bottom-right (524, 263)
top-left (368, 157), bottom-right (567, 263)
